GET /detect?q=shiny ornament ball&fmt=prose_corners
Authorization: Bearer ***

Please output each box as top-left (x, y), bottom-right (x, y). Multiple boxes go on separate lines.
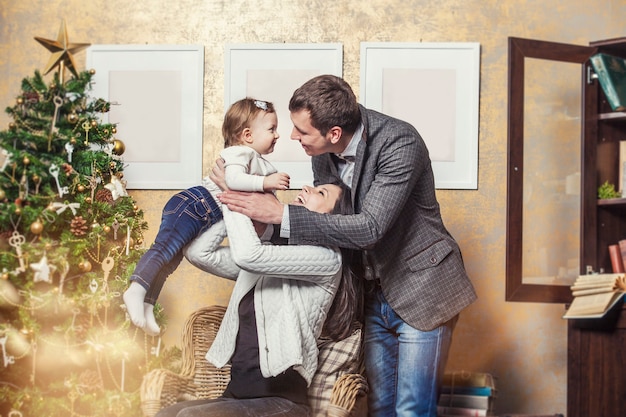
top-left (80, 260), bottom-right (92, 272)
top-left (104, 225), bottom-right (111, 234)
top-left (30, 220), bottom-right (44, 235)
top-left (85, 197), bottom-right (92, 204)
top-left (77, 184), bottom-right (85, 192)
top-left (23, 156), bottom-right (30, 165)
top-left (14, 207), bottom-right (21, 215)
top-left (0, 189), bottom-right (5, 200)
top-left (109, 162), bottom-right (116, 169)
top-left (70, 137), bottom-right (77, 145)
top-left (89, 68), bottom-right (96, 75)
top-left (112, 126), bottom-right (117, 134)
top-left (8, 122), bottom-right (16, 130)
top-left (1, 273), bottom-right (8, 280)
top-left (67, 112), bottom-right (79, 124)
top-left (112, 139), bottom-right (125, 155)
top-left (32, 174), bottom-right (40, 183)
top-left (16, 97), bottom-right (24, 105)
top-left (91, 120), bottom-right (98, 128)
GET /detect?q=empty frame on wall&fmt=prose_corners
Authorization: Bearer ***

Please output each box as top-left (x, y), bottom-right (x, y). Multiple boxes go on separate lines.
top-left (225, 43), bottom-right (343, 189)
top-left (360, 42), bottom-right (481, 189)
top-left (86, 45), bottom-right (204, 189)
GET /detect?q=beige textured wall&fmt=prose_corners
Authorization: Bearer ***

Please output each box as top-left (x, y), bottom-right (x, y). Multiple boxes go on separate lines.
top-left (2, 0), bottom-right (625, 414)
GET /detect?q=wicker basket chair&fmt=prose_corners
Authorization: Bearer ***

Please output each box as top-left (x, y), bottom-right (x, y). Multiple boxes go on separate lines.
top-left (140, 305), bottom-right (368, 417)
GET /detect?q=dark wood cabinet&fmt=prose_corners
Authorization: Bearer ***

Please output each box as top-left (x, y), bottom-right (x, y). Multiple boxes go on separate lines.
top-left (567, 304), bottom-right (626, 417)
top-left (506, 36), bottom-right (626, 417)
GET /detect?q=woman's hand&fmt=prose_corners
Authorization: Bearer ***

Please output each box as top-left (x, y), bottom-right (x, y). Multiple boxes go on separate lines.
top-left (209, 158), bottom-right (228, 191)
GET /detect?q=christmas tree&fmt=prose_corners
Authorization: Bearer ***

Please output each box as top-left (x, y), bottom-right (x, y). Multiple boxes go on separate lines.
top-left (0, 21), bottom-right (170, 416)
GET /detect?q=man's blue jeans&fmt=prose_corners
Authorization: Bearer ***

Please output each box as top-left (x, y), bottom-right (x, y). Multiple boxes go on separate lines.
top-left (364, 289), bottom-right (458, 417)
top-left (131, 186), bottom-right (221, 304)
top-left (154, 397), bottom-right (310, 417)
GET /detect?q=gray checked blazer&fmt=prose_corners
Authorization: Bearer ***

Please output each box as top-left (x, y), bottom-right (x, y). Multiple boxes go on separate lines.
top-left (288, 105), bottom-right (477, 331)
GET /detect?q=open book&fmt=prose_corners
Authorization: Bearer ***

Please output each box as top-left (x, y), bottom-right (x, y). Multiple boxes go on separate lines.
top-left (563, 273), bottom-right (626, 319)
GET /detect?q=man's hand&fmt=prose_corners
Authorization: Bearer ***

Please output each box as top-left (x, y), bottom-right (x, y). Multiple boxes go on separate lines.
top-left (219, 191), bottom-right (284, 224)
top-left (209, 158), bottom-right (228, 191)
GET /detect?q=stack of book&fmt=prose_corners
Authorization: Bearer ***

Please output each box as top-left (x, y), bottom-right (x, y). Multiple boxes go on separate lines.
top-left (437, 371), bottom-right (497, 416)
top-left (562, 273), bottom-right (626, 319)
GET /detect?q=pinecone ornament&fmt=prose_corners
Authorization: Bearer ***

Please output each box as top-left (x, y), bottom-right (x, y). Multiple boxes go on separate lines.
top-left (70, 216), bottom-right (88, 236)
top-left (95, 188), bottom-right (114, 205)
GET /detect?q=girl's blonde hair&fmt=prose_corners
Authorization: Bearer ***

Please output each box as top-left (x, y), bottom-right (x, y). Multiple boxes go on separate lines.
top-left (222, 98), bottom-right (276, 147)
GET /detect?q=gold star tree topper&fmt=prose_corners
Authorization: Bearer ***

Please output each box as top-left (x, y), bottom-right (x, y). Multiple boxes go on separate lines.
top-left (34, 20), bottom-right (90, 80)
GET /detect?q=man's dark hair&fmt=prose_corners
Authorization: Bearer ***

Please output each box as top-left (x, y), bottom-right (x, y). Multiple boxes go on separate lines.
top-left (289, 75), bottom-right (361, 136)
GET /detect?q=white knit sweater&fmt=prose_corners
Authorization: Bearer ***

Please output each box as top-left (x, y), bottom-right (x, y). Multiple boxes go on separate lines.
top-left (205, 207), bottom-right (342, 386)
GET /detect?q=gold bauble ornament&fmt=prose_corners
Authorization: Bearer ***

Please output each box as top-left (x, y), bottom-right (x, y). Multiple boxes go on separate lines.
top-left (1, 272), bottom-right (8, 280)
top-left (16, 97), bottom-right (24, 105)
top-left (14, 207), bottom-right (21, 215)
top-left (112, 126), bottom-right (117, 134)
top-left (8, 122), bottom-right (16, 130)
top-left (67, 112), bottom-right (79, 124)
top-left (30, 220), bottom-right (44, 235)
top-left (70, 137), bottom-right (77, 145)
top-left (109, 162), bottom-right (116, 169)
top-left (77, 184), bottom-right (85, 192)
top-left (23, 156), bottom-right (30, 165)
top-left (90, 119), bottom-right (98, 128)
top-left (32, 174), bottom-right (40, 183)
top-left (112, 139), bottom-right (125, 155)
top-left (89, 68), bottom-right (96, 75)
top-left (103, 225), bottom-right (111, 234)
top-left (0, 188), bottom-right (5, 200)
top-left (79, 260), bottom-right (92, 272)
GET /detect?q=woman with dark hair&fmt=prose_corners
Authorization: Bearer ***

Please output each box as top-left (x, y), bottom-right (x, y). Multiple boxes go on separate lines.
top-left (157, 182), bottom-right (362, 417)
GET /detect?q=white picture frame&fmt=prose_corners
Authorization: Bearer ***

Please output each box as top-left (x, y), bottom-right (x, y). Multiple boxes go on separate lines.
top-left (225, 43), bottom-right (343, 189)
top-left (86, 45), bottom-right (204, 189)
top-left (360, 42), bottom-right (481, 189)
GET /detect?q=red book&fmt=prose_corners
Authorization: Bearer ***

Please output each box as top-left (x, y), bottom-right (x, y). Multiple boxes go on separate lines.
top-left (609, 244), bottom-right (625, 273)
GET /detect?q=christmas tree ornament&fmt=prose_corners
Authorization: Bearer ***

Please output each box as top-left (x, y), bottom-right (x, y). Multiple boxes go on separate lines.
top-left (70, 216), bottom-right (88, 236)
top-left (67, 111), bottom-right (78, 124)
top-left (1, 148), bottom-right (11, 172)
top-left (30, 219), bottom-right (44, 235)
top-left (30, 253), bottom-right (54, 283)
top-left (64, 142), bottom-right (74, 162)
top-left (77, 184), bottom-right (85, 192)
top-left (112, 139), bottom-right (125, 156)
top-left (0, 335), bottom-right (15, 367)
top-left (34, 20), bottom-right (90, 80)
top-left (8, 231), bottom-right (26, 274)
top-left (49, 164), bottom-right (68, 198)
top-left (48, 96), bottom-right (63, 147)
top-left (80, 260), bottom-right (92, 272)
top-left (104, 176), bottom-right (128, 200)
top-left (95, 188), bottom-right (114, 204)
top-left (82, 120), bottom-right (92, 145)
top-left (18, 170), bottom-right (29, 199)
top-left (0, 188), bottom-right (5, 200)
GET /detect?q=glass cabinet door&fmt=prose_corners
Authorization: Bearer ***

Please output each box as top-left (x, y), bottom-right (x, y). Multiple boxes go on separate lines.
top-left (506, 37), bottom-right (595, 303)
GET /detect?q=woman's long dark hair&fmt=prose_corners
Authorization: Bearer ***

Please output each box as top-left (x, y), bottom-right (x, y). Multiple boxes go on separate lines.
top-left (322, 183), bottom-right (364, 341)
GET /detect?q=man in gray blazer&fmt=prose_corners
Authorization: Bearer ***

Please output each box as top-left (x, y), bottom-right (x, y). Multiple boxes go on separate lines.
top-left (218, 75), bottom-right (477, 417)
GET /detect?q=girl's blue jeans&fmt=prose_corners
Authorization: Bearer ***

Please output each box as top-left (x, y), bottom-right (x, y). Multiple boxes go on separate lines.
top-left (130, 186), bottom-right (221, 304)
